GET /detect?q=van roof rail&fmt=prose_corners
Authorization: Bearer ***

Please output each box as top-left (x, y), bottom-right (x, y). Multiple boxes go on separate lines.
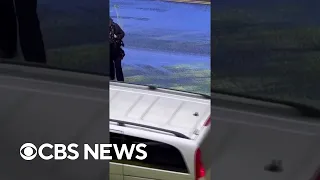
top-left (110, 119), bottom-right (190, 139)
top-left (110, 81), bottom-right (211, 100)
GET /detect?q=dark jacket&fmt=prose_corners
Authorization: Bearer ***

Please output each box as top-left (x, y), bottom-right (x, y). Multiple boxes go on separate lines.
top-left (110, 22), bottom-right (125, 44)
top-left (113, 22), bottom-right (125, 40)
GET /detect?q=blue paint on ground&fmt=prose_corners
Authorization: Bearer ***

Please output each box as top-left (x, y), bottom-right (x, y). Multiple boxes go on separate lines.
top-left (123, 48), bottom-right (210, 68)
top-left (110, 0), bottom-right (210, 68)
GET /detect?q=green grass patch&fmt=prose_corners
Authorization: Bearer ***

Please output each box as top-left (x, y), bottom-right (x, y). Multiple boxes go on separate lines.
top-left (46, 44), bottom-right (210, 95)
top-left (123, 64), bottom-right (210, 95)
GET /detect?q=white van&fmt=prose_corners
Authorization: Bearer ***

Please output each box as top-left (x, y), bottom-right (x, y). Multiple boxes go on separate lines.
top-left (109, 82), bottom-right (211, 180)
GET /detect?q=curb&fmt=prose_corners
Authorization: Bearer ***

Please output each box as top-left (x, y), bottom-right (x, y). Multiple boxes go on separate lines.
top-left (163, 0), bottom-right (210, 5)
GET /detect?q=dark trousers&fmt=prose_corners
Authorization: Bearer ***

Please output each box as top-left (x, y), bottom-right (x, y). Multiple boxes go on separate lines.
top-left (0, 0), bottom-right (46, 63)
top-left (110, 44), bottom-right (124, 81)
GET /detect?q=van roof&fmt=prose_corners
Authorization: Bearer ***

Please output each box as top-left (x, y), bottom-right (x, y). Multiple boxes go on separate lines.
top-left (110, 82), bottom-right (211, 139)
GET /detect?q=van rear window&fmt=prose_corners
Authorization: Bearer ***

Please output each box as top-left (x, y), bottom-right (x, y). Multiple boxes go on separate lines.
top-left (110, 132), bottom-right (189, 173)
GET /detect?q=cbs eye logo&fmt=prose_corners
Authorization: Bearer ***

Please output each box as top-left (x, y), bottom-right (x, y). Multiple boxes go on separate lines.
top-left (20, 143), bottom-right (37, 160)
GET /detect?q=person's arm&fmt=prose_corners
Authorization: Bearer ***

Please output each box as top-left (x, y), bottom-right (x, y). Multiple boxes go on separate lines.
top-left (114, 23), bottom-right (125, 40)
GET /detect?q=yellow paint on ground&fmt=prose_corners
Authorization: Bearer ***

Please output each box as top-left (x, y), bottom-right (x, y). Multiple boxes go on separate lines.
top-left (163, 0), bottom-right (210, 5)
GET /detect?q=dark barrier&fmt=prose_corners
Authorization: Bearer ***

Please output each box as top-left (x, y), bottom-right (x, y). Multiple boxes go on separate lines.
top-left (0, 0), bottom-right (109, 75)
top-left (0, 1), bottom-right (109, 180)
top-left (212, 0), bottom-right (320, 103)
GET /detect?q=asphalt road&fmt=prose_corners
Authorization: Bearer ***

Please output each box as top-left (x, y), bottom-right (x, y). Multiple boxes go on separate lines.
top-left (209, 97), bottom-right (320, 180)
top-left (0, 64), bottom-right (109, 180)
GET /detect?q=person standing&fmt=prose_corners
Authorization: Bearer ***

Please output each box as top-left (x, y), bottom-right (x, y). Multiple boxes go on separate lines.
top-left (109, 18), bottom-right (125, 81)
top-left (0, 0), bottom-right (46, 63)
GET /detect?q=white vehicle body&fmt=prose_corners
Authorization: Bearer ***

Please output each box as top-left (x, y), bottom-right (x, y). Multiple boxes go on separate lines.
top-left (109, 82), bottom-right (211, 180)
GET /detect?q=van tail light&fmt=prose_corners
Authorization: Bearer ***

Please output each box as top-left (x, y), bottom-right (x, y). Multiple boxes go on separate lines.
top-left (204, 117), bottom-right (211, 126)
top-left (195, 148), bottom-right (206, 180)
top-left (311, 166), bottom-right (320, 180)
